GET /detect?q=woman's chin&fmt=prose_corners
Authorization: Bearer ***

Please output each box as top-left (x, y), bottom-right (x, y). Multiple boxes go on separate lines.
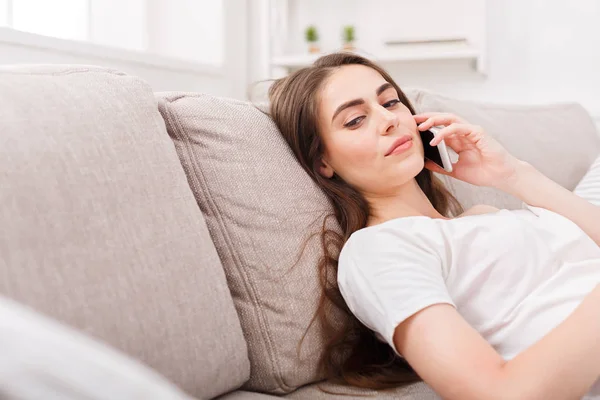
top-left (379, 158), bottom-right (424, 187)
top-left (396, 153), bottom-right (425, 175)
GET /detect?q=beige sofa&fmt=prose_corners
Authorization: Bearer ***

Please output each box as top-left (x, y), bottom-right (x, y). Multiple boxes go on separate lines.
top-left (0, 65), bottom-right (598, 400)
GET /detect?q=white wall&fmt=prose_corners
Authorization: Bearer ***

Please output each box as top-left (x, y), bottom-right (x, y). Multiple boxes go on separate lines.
top-left (256, 0), bottom-right (600, 127)
top-left (384, 0), bottom-right (600, 120)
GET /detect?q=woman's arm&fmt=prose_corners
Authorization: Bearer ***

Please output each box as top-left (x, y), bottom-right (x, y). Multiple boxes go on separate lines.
top-left (396, 285), bottom-right (600, 400)
top-left (499, 161), bottom-right (600, 247)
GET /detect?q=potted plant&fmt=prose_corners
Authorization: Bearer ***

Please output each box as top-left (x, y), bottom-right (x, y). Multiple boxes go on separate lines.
top-left (342, 25), bottom-right (356, 51)
top-left (305, 25), bottom-right (320, 54)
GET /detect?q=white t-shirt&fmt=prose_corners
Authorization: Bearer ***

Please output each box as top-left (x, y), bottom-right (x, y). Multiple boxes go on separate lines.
top-left (338, 204), bottom-right (600, 397)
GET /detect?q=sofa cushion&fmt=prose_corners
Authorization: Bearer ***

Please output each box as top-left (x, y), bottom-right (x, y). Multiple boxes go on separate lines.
top-left (0, 295), bottom-right (193, 400)
top-left (406, 88), bottom-right (600, 211)
top-left (0, 65), bottom-right (249, 400)
top-left (215, 391), bottom-right (284, 400)
top-left (157, 92), bottom-right (341, 394)
top-left (283, 381), bottom-right (439, 400)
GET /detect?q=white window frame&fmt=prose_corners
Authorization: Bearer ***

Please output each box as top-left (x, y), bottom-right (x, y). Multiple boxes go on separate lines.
top-left (6, 0), bottom-right (13, 27)
top-left (0, 0), bottom-right (224, 75)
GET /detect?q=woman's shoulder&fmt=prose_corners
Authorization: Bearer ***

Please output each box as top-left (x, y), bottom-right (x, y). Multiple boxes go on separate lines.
top-left (341, 216), bottom-right (445, 260)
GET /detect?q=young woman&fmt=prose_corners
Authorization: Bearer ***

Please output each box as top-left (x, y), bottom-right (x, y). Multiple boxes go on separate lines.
top-left (268, 52), bottom-right (600, 399)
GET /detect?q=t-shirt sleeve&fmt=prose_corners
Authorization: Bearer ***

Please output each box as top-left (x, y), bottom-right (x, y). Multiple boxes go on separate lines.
top-left (337, 228), bottom-right (455, 356)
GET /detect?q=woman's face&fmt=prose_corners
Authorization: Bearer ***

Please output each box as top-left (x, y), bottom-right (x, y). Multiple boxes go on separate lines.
top-left (317, 65), bottom-right (425, 195)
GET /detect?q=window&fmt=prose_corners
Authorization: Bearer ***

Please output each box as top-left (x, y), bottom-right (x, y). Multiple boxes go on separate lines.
top-left (147, 0), bottom-right (223, 65)
top-left (0, 0), bottom-right (9, 26)
top-left (0, 0), bottom-right (224, 66)
top-left (12, 0), bottom-right (88, 41)
top-left (89, 0), bottom-right (147, 51)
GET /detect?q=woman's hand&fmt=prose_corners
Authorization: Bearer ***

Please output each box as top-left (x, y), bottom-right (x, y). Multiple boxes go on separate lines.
top-left (414, 112), bottom-right (524, 190)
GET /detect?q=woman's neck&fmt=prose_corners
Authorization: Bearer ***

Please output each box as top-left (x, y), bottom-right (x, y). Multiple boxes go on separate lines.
top-left (364, 179), bottom-right (449, 226)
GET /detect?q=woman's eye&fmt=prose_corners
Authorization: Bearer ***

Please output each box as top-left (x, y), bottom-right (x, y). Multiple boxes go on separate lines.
top-left (383, 99), bottom-right (401, 108)
top-left (344, 116), bottom-right (365, 128)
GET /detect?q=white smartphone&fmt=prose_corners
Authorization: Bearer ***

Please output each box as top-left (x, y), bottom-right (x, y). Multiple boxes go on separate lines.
top-left (420, 126), bottom-right (458, 173)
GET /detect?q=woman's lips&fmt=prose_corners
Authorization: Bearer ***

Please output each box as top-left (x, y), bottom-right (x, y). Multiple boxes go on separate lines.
top-left (386, 137), bottom-right (413, 156)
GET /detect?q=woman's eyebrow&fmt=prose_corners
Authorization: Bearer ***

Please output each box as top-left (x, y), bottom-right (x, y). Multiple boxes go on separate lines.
top-left (376, 82), bottom-right (394, 96)
top-left (331, 82), bottom-right (395, 123)
top-left (331, 99), bottom-right (364, 123)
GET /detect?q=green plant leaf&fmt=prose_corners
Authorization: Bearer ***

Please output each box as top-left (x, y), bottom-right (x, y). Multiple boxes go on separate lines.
top-left (343, 25), bottom-right (355, 42)
top-left (305, 25), bottom-right (319, 42)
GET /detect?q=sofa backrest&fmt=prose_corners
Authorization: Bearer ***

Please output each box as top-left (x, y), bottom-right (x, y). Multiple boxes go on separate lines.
top-left (0, 65), bottom-right (249, 400)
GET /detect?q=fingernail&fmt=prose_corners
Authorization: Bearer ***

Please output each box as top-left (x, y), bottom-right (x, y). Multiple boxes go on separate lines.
top-left (429, 139), bottom-right (436, 145)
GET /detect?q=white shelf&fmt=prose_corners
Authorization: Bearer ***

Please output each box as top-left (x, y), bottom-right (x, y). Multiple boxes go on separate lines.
top-left (263, 0), bottom-right (488, 79)
top-left (271, 44), bottom-right (483, 72)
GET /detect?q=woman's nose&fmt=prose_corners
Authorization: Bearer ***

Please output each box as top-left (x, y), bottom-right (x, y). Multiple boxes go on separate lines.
top-left (379, 108), bottom-right (399, 134)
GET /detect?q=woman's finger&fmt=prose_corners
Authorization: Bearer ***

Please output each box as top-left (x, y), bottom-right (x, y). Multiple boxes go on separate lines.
top-left (443, 135), bottom-right (469, 153)
top-left (413, 112), bottom-right (442, 122)
top-left (430, 123), bottom-right (481, 146)
top-left (413, 112), bottom-right (456, 124)
top-left (417, 114), bottom-right (465, 131)
top-left (429, 123), bottom-right (469, 145)
top-left (432, 134), bottom-right (470, 155)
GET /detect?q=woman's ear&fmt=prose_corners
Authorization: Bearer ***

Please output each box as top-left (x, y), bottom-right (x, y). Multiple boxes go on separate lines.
top-left (318, 157), bottom-right (334, 178)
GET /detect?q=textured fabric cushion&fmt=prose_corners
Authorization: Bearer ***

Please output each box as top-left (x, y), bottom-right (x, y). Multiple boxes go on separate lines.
top-left (0, 65), bottom-right (249, 400)
top-left (158, 92), bottom-right (343, 394)
top-left (283, 381), bottom-right (439, 400)
top-left (0, 295), bottom-right (193, 400)
top-left (215, 391), bottom-right (284, 400)
top-left (574, 155), bottom-right (600, 206)
top-left (406, 88), bottom-right (600, 211)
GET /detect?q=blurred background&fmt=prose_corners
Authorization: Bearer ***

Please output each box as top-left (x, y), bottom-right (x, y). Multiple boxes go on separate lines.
top-left (0, 0), bottom-right (599, 127)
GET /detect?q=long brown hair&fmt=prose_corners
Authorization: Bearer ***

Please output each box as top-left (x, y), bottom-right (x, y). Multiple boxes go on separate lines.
top-left (268, 52), bottom-right (463, 390)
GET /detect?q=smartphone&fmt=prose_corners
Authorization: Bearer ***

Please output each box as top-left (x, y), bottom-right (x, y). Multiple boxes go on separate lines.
top-left (420, 126), bottom-right (457, 173)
